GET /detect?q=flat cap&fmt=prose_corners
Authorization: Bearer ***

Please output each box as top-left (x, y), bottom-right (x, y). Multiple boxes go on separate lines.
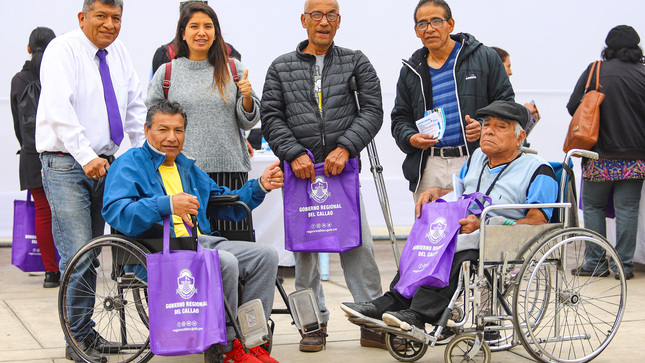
top-left (605, 25), bottom-right (640, 49)
top-left (476, 100), bottom-right (529, 129)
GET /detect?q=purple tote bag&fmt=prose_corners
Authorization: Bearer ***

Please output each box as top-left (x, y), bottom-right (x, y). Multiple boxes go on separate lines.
top-left (147, 216), bottom-right (227, 356)
top-left (395, 193), bottom-right (490, 299)
top-left (11, 191), bottom-right (45, 272)
top-left (283, 151), bottom-right (361, 253)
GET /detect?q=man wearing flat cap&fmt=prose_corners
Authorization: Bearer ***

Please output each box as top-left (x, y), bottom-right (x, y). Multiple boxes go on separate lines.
top-left (342, 100), bottom-right (558, 340)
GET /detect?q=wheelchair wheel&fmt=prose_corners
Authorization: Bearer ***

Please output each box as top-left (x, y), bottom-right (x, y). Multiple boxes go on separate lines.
top-left (58, 235), bottom-right (153, 363)
top-left (444, 333), bottom-right (491, 363)
top-left (385, 333), bottom-right (428, 362)
top-left (513, 229), bottom-right (627, 363)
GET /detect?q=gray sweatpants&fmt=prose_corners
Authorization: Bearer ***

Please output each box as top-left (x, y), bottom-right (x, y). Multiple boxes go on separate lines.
top-left (294, 194), bottom-right (383, 323)
top-left (199, 235), bottom-right (279, 349)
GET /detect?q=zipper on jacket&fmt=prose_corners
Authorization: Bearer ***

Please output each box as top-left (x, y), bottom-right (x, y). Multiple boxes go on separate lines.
top-left (403, 60), bottom-right (427, 194)
top-left (452, 40), bottom-right (471, 155)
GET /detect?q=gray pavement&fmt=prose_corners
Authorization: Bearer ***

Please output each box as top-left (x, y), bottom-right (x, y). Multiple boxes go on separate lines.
top-left (1, 236), bottom-right (643, 363)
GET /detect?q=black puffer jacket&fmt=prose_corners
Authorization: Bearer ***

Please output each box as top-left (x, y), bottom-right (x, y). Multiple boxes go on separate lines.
top-left (391, 33), bottom-right (514, 192)
top-left (567, 58), bottom-right (645, 160)
top-left (261, 40), bottom-right (383, 164)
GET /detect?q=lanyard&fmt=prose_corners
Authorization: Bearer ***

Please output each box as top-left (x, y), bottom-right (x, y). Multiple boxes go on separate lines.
top-left (476, 154), bottom-right (521, 196)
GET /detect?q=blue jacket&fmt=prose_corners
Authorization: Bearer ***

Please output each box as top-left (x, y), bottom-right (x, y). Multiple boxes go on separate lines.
top-left (102, 141), bottom-right (266, 237)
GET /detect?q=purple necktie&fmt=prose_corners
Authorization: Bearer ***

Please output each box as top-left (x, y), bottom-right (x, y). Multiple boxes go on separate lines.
top-left (97, 49), bottom-right (124, 146)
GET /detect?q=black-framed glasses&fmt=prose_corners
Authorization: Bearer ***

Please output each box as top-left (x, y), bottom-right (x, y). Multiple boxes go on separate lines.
top-left (305, 11), bottom-right (340, 22)
top-left (416, 18), bottom-right (449, 31)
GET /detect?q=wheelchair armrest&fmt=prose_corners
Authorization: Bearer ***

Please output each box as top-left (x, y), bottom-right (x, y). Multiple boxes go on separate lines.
top-left (209, 194), bottom-right (241, 204)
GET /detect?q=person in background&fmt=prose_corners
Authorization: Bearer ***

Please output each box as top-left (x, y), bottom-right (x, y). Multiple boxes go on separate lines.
top-left (391, 0), bottom-right (514, 204)
top-left (147, 2), bottom-right (259, 204)
top-left (490, 46), bottom-right (537, 115)
top-left (10, 27), bottom-right (59, 288)
top-left (261, 0), bottom-right (384, 352)
top-left (568, 25), bottom-right (645, 281)
top-left (151, 0), bottom-right (240, 74)
top-left (150, 0), bottom-right (254, 157)
top-left (36, 1), bottom-right (147, 361)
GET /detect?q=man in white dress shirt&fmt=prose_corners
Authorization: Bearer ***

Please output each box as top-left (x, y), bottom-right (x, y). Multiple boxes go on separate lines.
top-left (35, 1), bottom-right (146, 361)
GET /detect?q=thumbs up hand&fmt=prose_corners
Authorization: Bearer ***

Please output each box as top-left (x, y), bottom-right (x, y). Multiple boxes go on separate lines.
top-left (238, 68), bottom-right (254, 112)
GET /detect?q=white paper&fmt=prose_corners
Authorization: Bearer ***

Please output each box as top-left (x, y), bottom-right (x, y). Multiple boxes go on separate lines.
top-left (415, 109), bottom-right (445, 139)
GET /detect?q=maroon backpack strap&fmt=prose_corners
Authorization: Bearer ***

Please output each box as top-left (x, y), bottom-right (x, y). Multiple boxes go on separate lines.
top-left (228, 57), bottom-right (239, 84)
top-left (163, 62), bottom-right (171, 99)
top-left (167, 43), bottom-right (176, 60)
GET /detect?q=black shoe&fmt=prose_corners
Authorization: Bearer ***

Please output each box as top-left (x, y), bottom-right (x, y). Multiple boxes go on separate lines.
top-left (341, 302), bottom-right (382, 320)
top-left (430, 327), bottom-right (455, 345)
top-left (65, 339), bottom-right (107, 363)
top-left (86, 330), bottom-right (121, 354)
top-left (570, 265), bottom-right (610, 277)
top-left (615, 271), bottom-right (634, 280)
top-left (44, 271), bottom-right (61, 288)
top-left (382, 309), bottom-right (425, 331)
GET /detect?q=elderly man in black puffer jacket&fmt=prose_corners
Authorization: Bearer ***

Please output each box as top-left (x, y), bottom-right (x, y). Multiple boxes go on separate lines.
top-left (261, 0), bottom-right (384, 353)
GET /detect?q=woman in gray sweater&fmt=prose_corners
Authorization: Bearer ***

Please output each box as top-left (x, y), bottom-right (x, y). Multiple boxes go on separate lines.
top-left (146, 2), bottom-right (260, 192)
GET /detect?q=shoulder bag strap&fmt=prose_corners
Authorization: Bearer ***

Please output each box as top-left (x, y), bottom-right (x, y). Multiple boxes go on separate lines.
top-left (594, 60), bottom-right (602, 91)
top-left (228, 57), bottom-right (239, 84)
top-left (163, 62), bottom-right (172, 99)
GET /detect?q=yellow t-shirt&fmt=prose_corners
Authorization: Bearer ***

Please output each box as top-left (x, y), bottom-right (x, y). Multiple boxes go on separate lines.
top-left (158, 163), bottom-right (190, 237)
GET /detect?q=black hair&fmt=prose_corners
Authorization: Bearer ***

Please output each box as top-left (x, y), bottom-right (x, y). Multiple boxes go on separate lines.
top-left (146, 100), bottom-right (188, 128)
top-left (414, 0), bottom-right (452, 23)
top-left (82, 0), bottom-right (123, 13)
top-left (28, 27), bottom-right (56, 80)
top-left (601, 46), bottom-right (644, 64)
top-left (491, 46), bottom-right (509, 62)
top-left (173, 2), bottom-right (231, 100)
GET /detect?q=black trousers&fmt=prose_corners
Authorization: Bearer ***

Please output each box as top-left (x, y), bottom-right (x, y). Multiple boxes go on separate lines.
top-left (372, 249), bottom-right (479, 324)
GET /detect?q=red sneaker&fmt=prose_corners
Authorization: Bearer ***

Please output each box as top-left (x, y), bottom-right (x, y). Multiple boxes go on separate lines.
top-left (223, 339), bottom-right (262, 363)
top-left (250, 345), bottom-right (279, 363)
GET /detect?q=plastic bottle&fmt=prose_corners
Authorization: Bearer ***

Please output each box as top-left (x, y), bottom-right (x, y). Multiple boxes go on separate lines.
top-left (319, 253), bottom-right (329, 281)
top-left (261, 137), bottom-right (271, 151)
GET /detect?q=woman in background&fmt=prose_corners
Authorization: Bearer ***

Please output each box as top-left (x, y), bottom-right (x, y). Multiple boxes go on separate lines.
top-left (567, 25), bottom-right (645, 281)
top-left (146, 2), bottom-right (260, 192)
top-left (10, 27), bottom-right (59, 288)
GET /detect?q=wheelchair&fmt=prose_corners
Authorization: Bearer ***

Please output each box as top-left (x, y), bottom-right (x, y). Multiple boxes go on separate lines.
top-left (57, 195), bottom-right (294, 363)
top-left (347, 149), bottom-right (628, 363)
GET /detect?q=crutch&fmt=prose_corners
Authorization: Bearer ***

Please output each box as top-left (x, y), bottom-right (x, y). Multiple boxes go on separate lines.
top-left (348, 76), bottom-right (401, 267)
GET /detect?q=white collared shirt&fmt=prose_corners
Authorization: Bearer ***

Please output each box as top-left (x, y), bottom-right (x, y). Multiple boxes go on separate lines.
top-left (36, 29), bottom-right (146, 166)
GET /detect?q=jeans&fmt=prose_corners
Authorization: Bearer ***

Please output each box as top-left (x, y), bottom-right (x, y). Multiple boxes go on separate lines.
top-left (40, 154), bottom-right (106, 340)
top-left (582, 179), bottom-right (643, 274)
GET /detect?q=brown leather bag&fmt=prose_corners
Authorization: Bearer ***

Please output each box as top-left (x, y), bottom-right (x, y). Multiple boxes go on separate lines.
top-left (563, 61), bottom-right (604, 153)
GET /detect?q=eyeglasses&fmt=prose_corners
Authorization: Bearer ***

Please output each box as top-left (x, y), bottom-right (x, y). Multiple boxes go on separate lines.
top-left (416, 18), bottom-right (449, 31)
top-left (304, 11), bottom-right (340, 22)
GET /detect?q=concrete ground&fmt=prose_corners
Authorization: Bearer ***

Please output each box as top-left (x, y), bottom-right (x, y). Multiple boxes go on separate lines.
top-left (1, 232), bottom-right (643, 363)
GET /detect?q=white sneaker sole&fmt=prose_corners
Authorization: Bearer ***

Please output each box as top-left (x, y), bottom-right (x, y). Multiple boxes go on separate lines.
top-left (382, 313), bottom-right (413, 331)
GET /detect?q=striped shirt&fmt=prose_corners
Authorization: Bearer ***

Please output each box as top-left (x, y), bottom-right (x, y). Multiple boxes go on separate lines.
top-left (430, 42), bottom-right (462, 147)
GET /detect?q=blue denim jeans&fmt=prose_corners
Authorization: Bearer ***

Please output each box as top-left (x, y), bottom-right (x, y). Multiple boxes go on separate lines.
top-left (40, 154), bottom-right (106, 340)
top-left (582, 179), bottom-right (643, 274)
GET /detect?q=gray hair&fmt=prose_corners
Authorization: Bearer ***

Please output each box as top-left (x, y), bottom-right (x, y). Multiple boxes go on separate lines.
top-left (82, 0), bottom-right (123, 13)
top-left (145, 100), bottom-right (188, 128)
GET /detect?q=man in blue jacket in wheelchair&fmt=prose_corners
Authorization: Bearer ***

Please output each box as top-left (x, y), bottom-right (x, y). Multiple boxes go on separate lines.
top-left (102, 100), bottom-right (282, 363)
top-left (342, 100), bottom-right (558, 345)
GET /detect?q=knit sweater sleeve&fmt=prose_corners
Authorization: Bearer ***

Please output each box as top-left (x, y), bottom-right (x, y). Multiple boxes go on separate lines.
top-left (232, 59), bottom-right (261, 131)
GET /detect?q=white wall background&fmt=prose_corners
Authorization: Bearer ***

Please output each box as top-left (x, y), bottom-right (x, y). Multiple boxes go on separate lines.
top-left (1, 0), bottom-right (645, 239)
